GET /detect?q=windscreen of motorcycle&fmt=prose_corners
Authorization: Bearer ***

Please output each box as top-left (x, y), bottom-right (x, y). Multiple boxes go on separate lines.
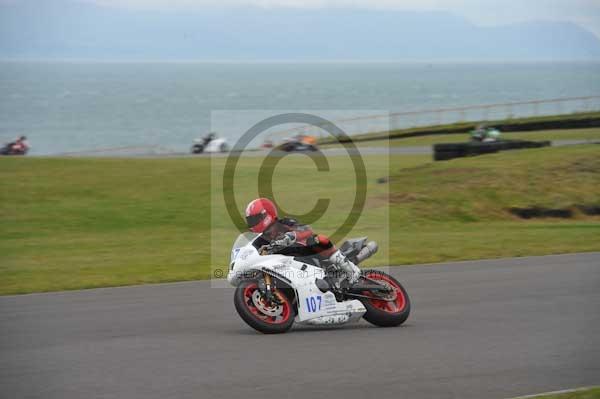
top-left (231, 232), bottom-right (259, 265)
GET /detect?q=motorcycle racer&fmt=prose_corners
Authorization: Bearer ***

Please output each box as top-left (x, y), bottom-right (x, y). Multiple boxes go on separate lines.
top-left (245, 198), bottom-right (361, 286)
top-left (1, 135), bottom-right (29, 155)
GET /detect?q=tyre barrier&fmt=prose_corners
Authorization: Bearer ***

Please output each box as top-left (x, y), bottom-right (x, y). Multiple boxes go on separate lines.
top-left (433, 140), bottom-right (551, 161)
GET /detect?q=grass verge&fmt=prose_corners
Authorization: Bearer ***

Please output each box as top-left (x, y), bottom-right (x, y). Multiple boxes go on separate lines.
top-left (323, 127), bottom-right (600, 148)
top-left (319, 111), bottom-right (600, 148)
top-left (1, 145), bottom-right (599, 295)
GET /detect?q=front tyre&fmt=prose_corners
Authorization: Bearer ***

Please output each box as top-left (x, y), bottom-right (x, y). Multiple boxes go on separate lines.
top-left (234, 280), bottom-right (295, 334)
top-left (359, 270), bottom-right (410, 327)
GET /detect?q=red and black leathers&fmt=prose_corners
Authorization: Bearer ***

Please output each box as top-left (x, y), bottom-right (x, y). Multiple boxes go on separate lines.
top-left (260, 217), bottom-right (337, 258)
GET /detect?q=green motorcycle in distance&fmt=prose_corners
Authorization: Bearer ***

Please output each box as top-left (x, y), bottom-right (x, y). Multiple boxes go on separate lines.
top-left (470, 124), bottom-right (502, 142)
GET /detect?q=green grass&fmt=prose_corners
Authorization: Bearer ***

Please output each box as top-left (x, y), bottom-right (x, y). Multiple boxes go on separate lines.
top-left (0, 157), bottom-right (212, 294)
top-left (319, 111), bottom-right (600, 144)
top-left (323, 127), bottom-right (600, 148)
top-left (521, 387), bottom-right (600, 399)
top-left (1, 145), bottom-right (599, 295)
top-left (386, 145), bottom-right (600, 263)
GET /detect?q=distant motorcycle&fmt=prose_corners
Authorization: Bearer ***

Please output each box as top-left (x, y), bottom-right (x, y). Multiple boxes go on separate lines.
top-left (276, 134), bottom-right (318, 152)
top-left (228, 233), bottom-right (410, 334)
top-left (470, 125), bottom-right (501, 142)
top-left (191, 133), bottom-right (229, 154)
top-left (1, 141), bottom-right (29, 156)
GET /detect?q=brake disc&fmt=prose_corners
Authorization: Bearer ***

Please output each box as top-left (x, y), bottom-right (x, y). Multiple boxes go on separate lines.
top-left (251, 290), bottom-right (283, 317)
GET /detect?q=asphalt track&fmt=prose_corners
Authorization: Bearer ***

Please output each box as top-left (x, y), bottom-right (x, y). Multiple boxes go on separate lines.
top-left (1, 252), bottom-right (599, 399)
top-left (52, 139), bottom-right (597, 157)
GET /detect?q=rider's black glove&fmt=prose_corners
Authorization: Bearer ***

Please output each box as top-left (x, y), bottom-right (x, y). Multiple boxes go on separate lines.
top-left (259, 232), bottom-right (297, 255)
top-left (272, 232), bottom-right (296, 248)
top-left (306, 234), bottom-right (320, 247)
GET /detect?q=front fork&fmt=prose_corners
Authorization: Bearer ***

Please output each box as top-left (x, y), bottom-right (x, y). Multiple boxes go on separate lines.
top-left (259, 272), bottom-right (287, 305)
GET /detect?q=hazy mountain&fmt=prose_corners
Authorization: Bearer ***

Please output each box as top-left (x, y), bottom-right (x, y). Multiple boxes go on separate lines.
top-left (1, 0), bottom-right (599, 61)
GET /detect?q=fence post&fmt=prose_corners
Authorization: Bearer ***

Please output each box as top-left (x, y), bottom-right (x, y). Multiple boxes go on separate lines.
top-left (505, 104), bottom-right (513, 119)
top-left (483, 106), bottom-right (490, 121)
top-left (390, 114), bottom-right (398, 132)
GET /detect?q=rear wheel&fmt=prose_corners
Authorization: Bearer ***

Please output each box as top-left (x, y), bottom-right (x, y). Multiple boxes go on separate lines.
top-left (234, 280), bottom-right (295, 334)
top-left (359, 270), bottom-right (410, 327)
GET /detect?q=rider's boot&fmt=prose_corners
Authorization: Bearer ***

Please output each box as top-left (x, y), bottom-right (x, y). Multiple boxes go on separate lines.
top-left (328, 250), bottom-right (361, 288)
top-left (315, 251), bottom-right (361, 296)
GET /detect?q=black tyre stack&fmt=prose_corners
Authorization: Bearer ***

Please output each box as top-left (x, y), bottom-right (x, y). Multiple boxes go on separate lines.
top-left (433, 140), bottom-right (551, 161)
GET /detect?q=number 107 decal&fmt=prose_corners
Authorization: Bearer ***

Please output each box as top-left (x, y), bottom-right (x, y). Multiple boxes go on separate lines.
top-left (305, 295), bottom-right (322, 312)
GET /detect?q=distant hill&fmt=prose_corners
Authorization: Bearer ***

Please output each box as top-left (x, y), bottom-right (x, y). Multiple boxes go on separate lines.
top-left (1, 0), bottom-right (599, 61)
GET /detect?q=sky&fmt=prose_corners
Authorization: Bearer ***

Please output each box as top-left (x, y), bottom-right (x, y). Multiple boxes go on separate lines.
top-left (85, 0), bottom-right (600, 37)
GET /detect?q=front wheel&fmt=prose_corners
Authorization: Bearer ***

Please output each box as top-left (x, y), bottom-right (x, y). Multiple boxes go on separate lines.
top-left (234, 280), bottom-right (295, 334)
top-left (359, 269), bottom-right (410, 327)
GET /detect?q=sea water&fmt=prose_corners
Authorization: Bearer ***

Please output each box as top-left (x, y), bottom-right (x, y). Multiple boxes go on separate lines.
top-left (1, 61), bottom-right (599, 155)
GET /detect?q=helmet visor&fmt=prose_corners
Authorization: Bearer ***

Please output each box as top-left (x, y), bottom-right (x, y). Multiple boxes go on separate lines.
top-left (246, 213), bottom-right (265, 228)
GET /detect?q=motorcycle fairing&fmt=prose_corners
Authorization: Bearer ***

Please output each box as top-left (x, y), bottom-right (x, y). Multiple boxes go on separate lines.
top-left (228, 236), bottom-right (366, 324)
top-left (262, 261), bottom-right (366, 323)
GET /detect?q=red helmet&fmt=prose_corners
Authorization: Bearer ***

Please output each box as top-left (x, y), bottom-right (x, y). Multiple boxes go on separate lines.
top-left (245, 198), bottom-right (278, 233)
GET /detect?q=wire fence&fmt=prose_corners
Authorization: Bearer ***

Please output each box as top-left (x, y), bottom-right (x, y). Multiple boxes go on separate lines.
top-left (270, 96), bottom-right (600, 141)
top-left (51, 95), bottom-right (600, 156)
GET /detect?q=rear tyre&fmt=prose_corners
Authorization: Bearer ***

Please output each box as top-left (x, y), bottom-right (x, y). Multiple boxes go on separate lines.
top-left (234, 280), bottom-right (295, 334)
top-left (359, 270), bottom-right (410, 327)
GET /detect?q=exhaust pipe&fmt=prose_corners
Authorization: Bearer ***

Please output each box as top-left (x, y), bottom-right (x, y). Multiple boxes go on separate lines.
top-left (355, 241), bottom-right (378, 264)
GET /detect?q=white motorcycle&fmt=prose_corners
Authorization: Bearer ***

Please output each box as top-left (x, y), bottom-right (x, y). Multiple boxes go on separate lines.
top-left (227, 233), bottom-right (410, 334)
top-left (191, 133), bottom-right (229, 154)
